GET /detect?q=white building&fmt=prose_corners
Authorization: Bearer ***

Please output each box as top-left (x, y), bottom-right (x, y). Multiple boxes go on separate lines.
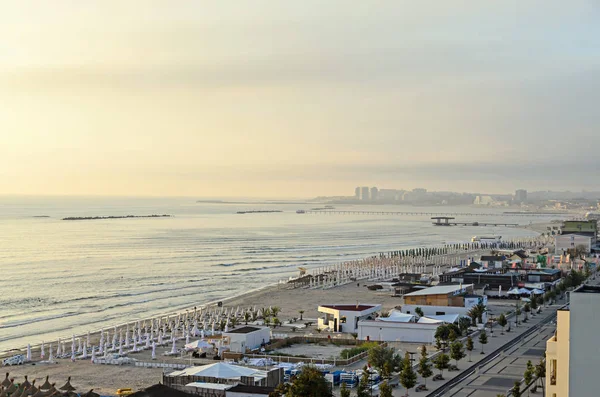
top-left (555, 234), bottom-right (594, 254)
top-left (222, 326), bottom-right (271, 353)
top-left (317, 304), bottom-right (381, 333)
top-left (357, 320), bottom-right (439, 343)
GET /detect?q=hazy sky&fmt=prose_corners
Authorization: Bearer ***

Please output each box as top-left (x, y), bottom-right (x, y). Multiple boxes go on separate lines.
top-left (2, 1), bottom-right (599, 197)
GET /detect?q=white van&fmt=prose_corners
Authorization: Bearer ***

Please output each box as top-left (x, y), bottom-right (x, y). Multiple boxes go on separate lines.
top-left (2, 354), bottom-right (25, 366)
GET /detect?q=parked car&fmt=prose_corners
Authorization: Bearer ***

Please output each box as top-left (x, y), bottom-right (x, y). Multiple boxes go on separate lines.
top-left (2, 355), bottom-right (25, 366)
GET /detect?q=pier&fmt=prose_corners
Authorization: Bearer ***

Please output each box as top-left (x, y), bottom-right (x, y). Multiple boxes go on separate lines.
top-left (301, 210), bottom-right (562, 217)
top-left (431, 216), bottom-right (519, 227)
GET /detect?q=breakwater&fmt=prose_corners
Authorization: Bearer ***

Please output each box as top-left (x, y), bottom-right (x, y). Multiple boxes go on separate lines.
top-left (62, 215), bottom-right (171, 221)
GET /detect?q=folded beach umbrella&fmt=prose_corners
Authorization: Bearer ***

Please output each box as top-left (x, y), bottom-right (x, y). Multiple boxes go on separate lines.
top-left (171, 337), bottom-right (177, 354)
top-left (26, 345), bottom-right (32, 362)
top-left (82, 341), bottom-right (88, 359)
top-left (40, 342), bottom-right (45, 359)
top-left (151, 342), bottom-right (156, 360)
top-left (48, 344), bottom-right (54, 361)
top-left (56, 339), bottom-right (62, 356)
top-left (90, 346), bottom-right (96, 363)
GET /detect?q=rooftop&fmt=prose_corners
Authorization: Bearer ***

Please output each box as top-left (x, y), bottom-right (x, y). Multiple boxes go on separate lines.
top-left (224, 326), bottom-right (262, 334)
top-left (319, 304), bottom-right (379, 312)
top-left (403, 284), bottom-right (473, 297)
top-left (574, 285), bottom-right (600, 294)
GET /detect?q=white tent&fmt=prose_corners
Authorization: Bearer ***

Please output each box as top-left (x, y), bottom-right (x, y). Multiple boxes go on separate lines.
top-left (417, 317), bottom-right (443, 324)
top-left (377, 310), bottom-right (415, 323)
top-left (531, 289), bottom-right (545, 295)
top-left (518, 288), bottom-right (532, 295)
top-left (171, 362), bottom-right (260, 379)
top-left (185, 340), bottom-right (213, 350)
top-left (419, 314), bottom-right (460, 324)
top-left (507, 288), bottom-right (521, 295)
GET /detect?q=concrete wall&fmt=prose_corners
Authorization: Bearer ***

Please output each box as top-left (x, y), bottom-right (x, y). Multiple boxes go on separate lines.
top-left (357, 320), bottom-right (438, 343)
top-left (555, 234), bottom-right (592, 254)
top-left (569, 291), bottom-right (600, 396)
top-left (225, 328), bottom-right (271, 353)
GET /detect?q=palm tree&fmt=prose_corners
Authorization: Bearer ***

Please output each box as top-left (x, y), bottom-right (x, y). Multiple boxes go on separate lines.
top-left (243, 312), bottom-right (251, 325)
top-left (298, 310), bottom-right (304, 320)
top-left (271, 306), bottom-right (281, 317)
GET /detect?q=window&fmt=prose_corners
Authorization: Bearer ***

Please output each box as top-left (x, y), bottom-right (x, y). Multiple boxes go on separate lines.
top-left (436, 311), bottom-right (446, 315)
top-left (550, 360), bottom-right (557, 385)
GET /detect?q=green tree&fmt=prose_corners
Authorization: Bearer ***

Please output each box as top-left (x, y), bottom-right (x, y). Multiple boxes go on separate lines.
top-left (400, 352), bottom-right (417, 396)
top-left (339, 382), bottom-right (350, 397)
top-left (432, 353), bottom-right (450, 379)
top-left (243, 312), bottom-right (251, 325)
top-left (534, 358), bottom-right (546, 395)
top-left (468, 302), bottom-right (487, 324)
top-left (512, 381), bottom-right (522, 397)
top-left (415, 307), bottom-right (424, 317)
top-left (417, 349), bottom-right (433, 390)
top-left (523, 303), bottom-right (531, 322)
top-left (530, 297), bottom-right (538, 313)
top-left (515, 303), bottom-right (522, 326)
top-left (356, 366), bottom-right (370, 397)
top-left (286, 366), bottom-right (332, 397)
top-left (368, 344), bottom-right (402, 374)
top-left (450, 341), bottom-right (466, 368)
top-left (465, 336), bottom-right (474, 362)
top-left (298, 310), bottom-right (304, 320)
top-left (524, 368), bottom-right (533, 397)
top-left (458, 317), bottom-right (472, 336)
top-left (379, 381), bottom-right (393, 397)
top-left (479, 331), bottom-right (488, 354)
top-left (497, 313), bottom-right (507, 334)
top-left (271, 306), bottom-right (281, 318)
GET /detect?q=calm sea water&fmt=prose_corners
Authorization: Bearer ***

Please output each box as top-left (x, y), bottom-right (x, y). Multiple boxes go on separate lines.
top-left (0, 196), bottom-right (548, 353)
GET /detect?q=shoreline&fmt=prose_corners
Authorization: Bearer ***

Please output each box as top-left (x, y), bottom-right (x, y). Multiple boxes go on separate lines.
top-left (1, 227), bottom-right (554, 358)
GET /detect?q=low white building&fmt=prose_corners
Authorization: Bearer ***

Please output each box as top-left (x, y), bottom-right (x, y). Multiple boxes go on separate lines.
top-left (399, 304), bottom-right (487, 324)
top-left (555, 234), bottom-right (594, 254)
top-left (223, 326), bottom-right (271, 353)
top-left (357, 320), bottom-right (439, 343)
top-left (317, 304), bottom-right (381, 333)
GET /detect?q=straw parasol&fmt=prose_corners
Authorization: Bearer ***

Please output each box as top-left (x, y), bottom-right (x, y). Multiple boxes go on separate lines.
top-left (39, 376), bottom-right (52, 391)
top-left (80, 390), bottom-right (100, 397)
top-left (2, 373), bottom-right (11, 388)
top-left (59, 377), bottom-right (76, 392)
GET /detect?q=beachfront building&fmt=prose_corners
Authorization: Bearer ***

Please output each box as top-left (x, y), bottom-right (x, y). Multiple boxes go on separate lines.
top-left (357, 310), bottom-right (455, 343)
top-left (222, 326), bottom-right (271, 353)
top-left (400, 284), bottom-right (488, 322)
top-left (555, 234), bottom-right (594, 254)
top-left (317, 304), bottom-right (381, 333)
top-left (479, 255), bottom-right (507, 269)
top-left (545, 285), bottom-right (600, 396)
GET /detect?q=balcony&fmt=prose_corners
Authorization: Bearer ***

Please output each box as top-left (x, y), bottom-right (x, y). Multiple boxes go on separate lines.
top-left (546, 339), bottom-right (557, 357)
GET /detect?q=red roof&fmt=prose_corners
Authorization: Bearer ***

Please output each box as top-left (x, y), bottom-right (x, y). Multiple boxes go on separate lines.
top-left (320, 304), bottom-right (377, 312)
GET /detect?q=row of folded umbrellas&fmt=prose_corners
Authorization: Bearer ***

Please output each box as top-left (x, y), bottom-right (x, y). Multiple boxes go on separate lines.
top-left (0, 374), bottom-right (97, 397)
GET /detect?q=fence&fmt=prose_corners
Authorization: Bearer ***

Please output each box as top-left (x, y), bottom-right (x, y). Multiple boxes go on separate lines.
top-left (93, 358), bottom-right (186, 370)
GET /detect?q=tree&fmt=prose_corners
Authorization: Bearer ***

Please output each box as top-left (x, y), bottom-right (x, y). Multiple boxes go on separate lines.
top-left (356, 366), bottom-right (370, 397)
top-left (468, 302), bottom-right (487, 324)
top-left (524, 367), bottom-right (533, 397)
top-left (417, 347), bottom-right (433, 390)
top-left (450, 341), bottom-right (466, 368)
top-left (479, 331), bottom-right (488, 354)
top-left (243, 312), bottom-right (251, 325)
top-left (523, 303), bottom-right (531, 322)
top-left (415, 307), bottom-right (424, 317)
top-left (298, 310), bottom-right (304, 320)
top-left (497, 313), bottom-right (507, 335)
top-left (530, 297), bottom-right (538, 313)
top-left (512, 381), bottom-right (522, 397)
top-left (379, 381), bottom-right (393, 397)
top-left (534, 358), bottom-right (546, 396)
top-left (515, 303), bottom-right (522, 326)
top-left (458, 317), bottom-right (472, 336)
top-left (271, 306), bottom-right (281, 318)
top-left (272, 317), bottom-right (281, 328)
top-left (434, 323), bottom-right (461, 349)
top-left (286, 366), bottom-right (332, 397)
top-left (465, 336), bottom-right (474, 362)
top-left (400, 352), bottom-right (417, 396)
top-left (368, 344), bottom-right (402, 374)
top-left (432, 353), bottom-right (450, 379)
top-left (339, 382), bottom-right (350, 397)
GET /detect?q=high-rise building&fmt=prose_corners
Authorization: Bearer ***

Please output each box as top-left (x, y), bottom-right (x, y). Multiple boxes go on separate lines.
top-left (546, 284), bottom-right (600, 396)
top-left (361, 187), bottom-right (370, 201)
top-left (370, 187), bottom-right (378, 201)
top-left (354, 187), bottom-right (361, 199)
top-left (515, 189), bottom-right (527, 203)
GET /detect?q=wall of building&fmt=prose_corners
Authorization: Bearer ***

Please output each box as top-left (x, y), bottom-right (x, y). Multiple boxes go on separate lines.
top-left (569, 292), bottom-right (600, 396)
top-left (404, 293), bottom-right (452, 306)
top-left (555, 234), bottom-right (592, 254)
top-left (546, 310), bottom-right (569, 397)
top-left (357, 321), bottom-right (438, 343)
top-left (399, 304), bottom-right (486, 323)
top-left (225, 328), bottom-right (271, 353)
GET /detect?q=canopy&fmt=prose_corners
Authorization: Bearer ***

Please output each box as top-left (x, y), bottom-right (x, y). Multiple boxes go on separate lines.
top-left (377, 310), bottom-right (414, 323)
top-left (185, 340), bottom-right (213, 350)
top-left (507, 288), bottom-right (520, 295)
top-left (170, 363), bottom-right (260, 379)
top-left (518, 288), bottom-right (532, 295)
top-left (531, 289), bottom-right (545, 295)
top-left (419, 314), bottom-right (460, 324)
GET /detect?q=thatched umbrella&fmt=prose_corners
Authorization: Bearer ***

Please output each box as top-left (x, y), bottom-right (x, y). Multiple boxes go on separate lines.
top-left (80, 390), bottom-right (100, 397)
top-left (58, 377), bottom-right (75, 392)
top-left (39, 376), bottom-right (52, 391)
top-left (20, 376), bottom-right (31, 389)
top-left (1, 373), bottom-right (11, 388)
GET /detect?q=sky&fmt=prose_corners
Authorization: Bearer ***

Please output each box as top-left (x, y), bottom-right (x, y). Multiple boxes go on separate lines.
top-left (1, 1), bottom-right (599, 198)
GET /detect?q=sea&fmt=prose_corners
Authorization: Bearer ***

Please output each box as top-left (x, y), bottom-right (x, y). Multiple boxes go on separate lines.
top-left (0, 196), bottom-right (554, 353)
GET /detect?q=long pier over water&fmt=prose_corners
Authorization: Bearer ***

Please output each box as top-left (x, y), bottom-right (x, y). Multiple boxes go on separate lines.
top-left (301, 210), bottom-right (567, 217)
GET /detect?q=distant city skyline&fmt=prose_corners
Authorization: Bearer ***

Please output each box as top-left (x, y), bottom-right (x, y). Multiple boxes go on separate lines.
top-left (2, 1), bottom-right (600, 197)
